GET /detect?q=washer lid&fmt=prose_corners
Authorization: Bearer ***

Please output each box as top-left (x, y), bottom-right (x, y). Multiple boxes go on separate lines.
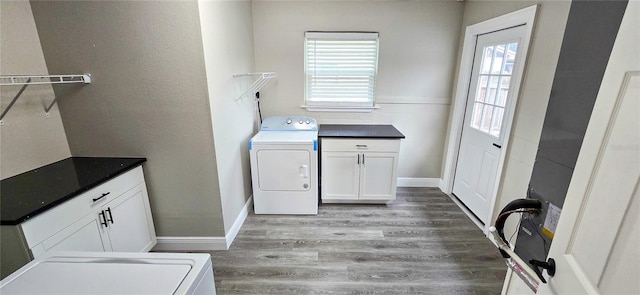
top-left (251, 130), bottom-right (318, 145)
top-left (0, 258), bottom-right (193, 294)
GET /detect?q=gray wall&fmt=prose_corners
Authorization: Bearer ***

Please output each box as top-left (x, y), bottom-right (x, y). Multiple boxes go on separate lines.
top-left (0, 0), bottom-right (71, 179)
top-left (252, 0), bottom-right (465, 179)
top-left (30, 1), bottom-right (225, 237)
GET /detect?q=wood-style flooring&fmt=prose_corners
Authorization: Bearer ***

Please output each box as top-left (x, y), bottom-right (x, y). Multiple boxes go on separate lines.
top-left (209, 187), bottom-right (507, 294)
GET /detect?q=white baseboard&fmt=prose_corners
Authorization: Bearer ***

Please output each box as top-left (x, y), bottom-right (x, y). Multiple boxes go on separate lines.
top-left (153, 196), bottom-right (253, 252)
top-left (224, 195), bottom-right (253, 249)
top-left (397, 177), bottom-right (440, 187)
top-left (153, 236), bottom-right (228, 251)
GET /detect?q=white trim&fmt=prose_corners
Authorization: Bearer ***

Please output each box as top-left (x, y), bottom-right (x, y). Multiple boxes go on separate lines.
top-left (224, 196), bottom-right (253, 249)
top-left (438, 178), bottom-right (447, 192)
top-left (397, 177), bottom-right (440, 187)
top-left (153, 236), bottom-right (228, 251)
top-left (446, 192), bottom-right (484, 231)
top-left (301, 105), bottom-right (380, 112)
top-left (441, 5), bottom-right (538, 235)
top-left (152, 196), bottom-right (253, 251)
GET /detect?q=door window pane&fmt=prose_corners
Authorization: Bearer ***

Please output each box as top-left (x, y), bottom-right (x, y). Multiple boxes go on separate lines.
top-left (471, 102), bottom-right (484, 130)
top-left (497, 76), bottom-right (511, 107)
top-left (476, 75), bottom-right (489, 102)
top-left (491, 107), bottom-right (505, 137)
top-left (502, 42), bottom-right (518, 74)
top-left (481, 105), bottom-right (494, 133)
top-left (480, 46), bottom-right (494, 74)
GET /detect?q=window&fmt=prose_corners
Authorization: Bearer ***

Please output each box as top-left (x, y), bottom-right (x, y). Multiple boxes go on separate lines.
top-left (470, 42), bottom-right (518, 138)
top-left (304, 32), bottom-right (379, 110)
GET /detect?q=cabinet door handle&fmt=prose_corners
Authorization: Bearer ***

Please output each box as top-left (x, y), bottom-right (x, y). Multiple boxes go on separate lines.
top-left (362, 154), bottom-right (365, 165)
top-left (93, 192), bottom-right (110, 202)
top-left (106, 207), bottom-right (114, 224)
top-left (357, 154), bottom-right (360, 165)
top-left (99, 210), bottom-right (108, 227)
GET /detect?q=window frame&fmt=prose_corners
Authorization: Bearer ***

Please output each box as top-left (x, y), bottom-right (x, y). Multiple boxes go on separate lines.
top-left (303, 31), bottom-right (380, 112)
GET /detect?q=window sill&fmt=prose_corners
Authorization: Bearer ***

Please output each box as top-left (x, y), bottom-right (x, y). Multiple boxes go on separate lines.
top-left (301, 105), bottom-right (380, 113)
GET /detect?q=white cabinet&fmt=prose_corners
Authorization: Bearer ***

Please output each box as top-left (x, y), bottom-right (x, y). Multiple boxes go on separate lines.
top-left (20, 166), bottom-right (156, 259)
top-left (321, 139), bottom-right (400, 203)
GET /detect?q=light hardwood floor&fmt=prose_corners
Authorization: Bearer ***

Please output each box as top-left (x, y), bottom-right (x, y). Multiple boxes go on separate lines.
top-left (209, 187), bottom-right (507, 294)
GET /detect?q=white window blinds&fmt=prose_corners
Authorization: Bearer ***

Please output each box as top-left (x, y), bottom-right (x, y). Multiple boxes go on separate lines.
top-left (305, 32), bottom-right (379, 108)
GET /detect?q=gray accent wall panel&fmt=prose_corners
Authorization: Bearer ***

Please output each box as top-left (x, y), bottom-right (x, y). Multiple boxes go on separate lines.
top-left (514, 0), bottom-right (628, 268)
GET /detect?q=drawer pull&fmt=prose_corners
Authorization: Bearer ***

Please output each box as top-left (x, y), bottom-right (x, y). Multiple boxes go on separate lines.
top-left (92, 192), bottom-right (111, 202)
top-left (106, 207), bottom-right (114, 224)
top-left (356, 144), bottom-right (368, 148)
top-left (99, 211), bottom-right (108, 227)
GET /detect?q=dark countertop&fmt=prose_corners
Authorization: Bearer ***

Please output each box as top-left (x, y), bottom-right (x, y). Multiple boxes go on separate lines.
top-left (1, 157), bottom-right (146, 226)
top-left (319, 124), bottom-right (405, 139)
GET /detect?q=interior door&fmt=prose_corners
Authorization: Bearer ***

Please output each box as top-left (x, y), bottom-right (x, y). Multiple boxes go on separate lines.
top-left (453, 25), bottom-right (526, 224)
top-left (537, 2), bottom-right (638, 293)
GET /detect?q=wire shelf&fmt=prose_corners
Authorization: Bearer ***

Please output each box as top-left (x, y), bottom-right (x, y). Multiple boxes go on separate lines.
top-left (232, 72), bottom-right (276, 101)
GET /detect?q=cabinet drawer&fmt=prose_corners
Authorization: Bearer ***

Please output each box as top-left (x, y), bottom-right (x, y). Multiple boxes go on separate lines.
top-left (321, 139), bottom-right (400, 152)
top-left (20, 167), bottom-right (144, 248)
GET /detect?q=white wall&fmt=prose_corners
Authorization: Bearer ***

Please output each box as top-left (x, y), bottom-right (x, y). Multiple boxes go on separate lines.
top-left (0, 0), bottom-right (71, 179)
top-left (198, 0), bottom-right (256, 235)
top-left (252, 0), bottom-right (465, 179)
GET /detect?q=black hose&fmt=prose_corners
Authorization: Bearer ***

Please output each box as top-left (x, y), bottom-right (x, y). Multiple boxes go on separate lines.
top-left (494, 198), bottom-right (541, 258)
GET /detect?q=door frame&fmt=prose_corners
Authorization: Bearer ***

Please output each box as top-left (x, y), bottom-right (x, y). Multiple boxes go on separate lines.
top-left (440, 5), bottom-right (537, 232)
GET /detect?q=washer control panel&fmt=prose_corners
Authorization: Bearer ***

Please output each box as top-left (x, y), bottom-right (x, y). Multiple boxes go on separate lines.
top-left (260, 116), bottom-right (318, 131)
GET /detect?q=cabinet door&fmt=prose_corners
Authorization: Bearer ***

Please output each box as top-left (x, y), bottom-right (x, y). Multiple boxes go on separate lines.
top-left (39, 212), bottom-right (111, 258)
top-left (322, 152), bottom-right (360, 200)
top-left (103, 184), bottom-right (156, 252)
top-left (360, 152), bottom-right (399, 200)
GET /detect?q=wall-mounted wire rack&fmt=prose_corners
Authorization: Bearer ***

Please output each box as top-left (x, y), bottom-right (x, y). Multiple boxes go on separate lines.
top-left (0, 74), bottom-right (92, 125)
top-left (232, 72), bottom-right (276, 101)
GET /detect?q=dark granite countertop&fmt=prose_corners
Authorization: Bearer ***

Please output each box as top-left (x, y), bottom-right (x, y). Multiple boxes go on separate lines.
top-left (1, 157), bottom-right (146, 226)
top-left (319, 124), bottom-right (405, 139)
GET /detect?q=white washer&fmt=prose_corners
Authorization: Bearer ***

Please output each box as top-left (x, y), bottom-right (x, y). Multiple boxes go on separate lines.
top-left (249, 116), bottom-right (318, 214)
top-left (0, 251), bottom-right (215, 295)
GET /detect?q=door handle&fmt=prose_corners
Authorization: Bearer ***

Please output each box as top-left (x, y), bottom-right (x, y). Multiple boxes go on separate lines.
top-left (362, 154), bottom-right (365, 165)
top-left (493, 143), bottom-right (502, 149)
top-left (357, 154), bottom-right (360, 165)
top-left (300, 165), bottom-right (309, 178)
top-left (105, 207), bottom-right (114, 224)
top-left (99, 210), bottom-right (108, 227)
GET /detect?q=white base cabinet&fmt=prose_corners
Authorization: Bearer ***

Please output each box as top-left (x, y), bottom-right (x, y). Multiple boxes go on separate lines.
top-left (321, 139), bottom-right (400, 203)
top-left (20, 166), bottom-right (156, 259)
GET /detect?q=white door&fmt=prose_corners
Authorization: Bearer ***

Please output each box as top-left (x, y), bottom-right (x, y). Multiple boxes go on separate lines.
top-left (453, 25), bottom-right (526, 223)
top-left (537, 2), bottom-right (639, 294)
